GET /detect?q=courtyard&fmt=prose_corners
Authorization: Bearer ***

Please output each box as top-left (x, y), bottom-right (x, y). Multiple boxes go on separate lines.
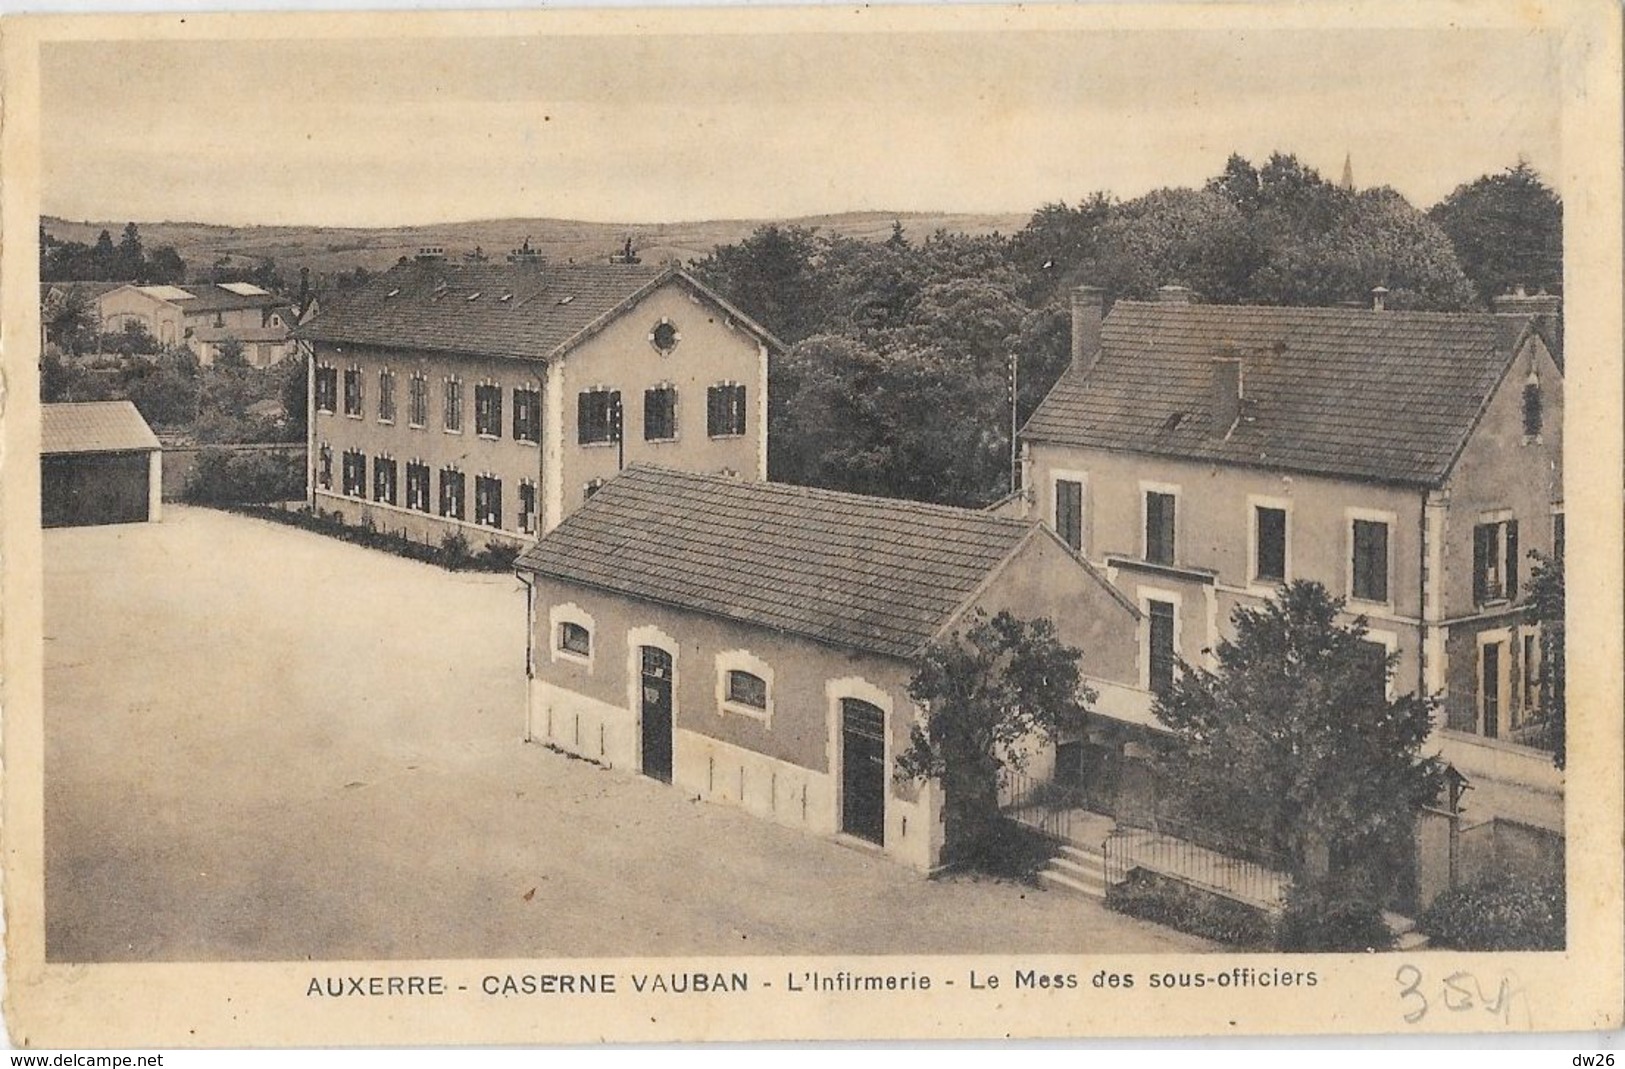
top-left (43, 506), bottom-right (1210, 961)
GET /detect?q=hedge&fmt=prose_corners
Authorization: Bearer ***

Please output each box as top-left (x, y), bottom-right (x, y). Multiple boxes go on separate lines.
top-left (230, 504), bottom-right (524, 574)
top-left (182, 447), bottom-right (305, 505)
top-left (1419, 877), bottom-right (1565, 951)
top-left (1107, 868), bottom-right (1277, 948)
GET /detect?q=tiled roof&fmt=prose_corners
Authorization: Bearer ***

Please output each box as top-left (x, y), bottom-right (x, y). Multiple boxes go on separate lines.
top-left (42, 401), bottom-right (160, 455)
top-left (516, 467), bottom-right (1038, 659)
top-left (1021, 301), bottom-right (1534, 487)
top-left (295, 261), bottom-right (782, 362)
top-left (132, 284), bottom-right (286, 314)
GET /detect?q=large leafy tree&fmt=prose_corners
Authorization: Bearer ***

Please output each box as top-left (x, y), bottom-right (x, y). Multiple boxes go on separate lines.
top-left (1428, 161), bottom-right (1563, 305)
top-left (898, 610), bottom-right (1095, 866)
top-left (1524, 549), bottom-right (1565, 769)
top-left (1154, 581), bottom-right (1443, 945)
top-left (687, 224), bottom-right (828, 344)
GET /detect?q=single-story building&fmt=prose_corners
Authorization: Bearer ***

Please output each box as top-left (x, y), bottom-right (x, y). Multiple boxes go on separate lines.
top-left (41, 401), bottom-right (162, 528)
top-left (514, 465), bottom-right (1143, 871)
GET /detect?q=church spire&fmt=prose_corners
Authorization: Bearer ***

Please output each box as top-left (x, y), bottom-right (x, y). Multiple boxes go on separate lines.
top-left (1339, 153), bottom-right (1355, 192)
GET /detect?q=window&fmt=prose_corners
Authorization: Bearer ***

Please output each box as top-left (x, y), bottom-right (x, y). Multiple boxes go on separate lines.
top-left (650, 319), bottom-right (680, 353)
top-left (474, 475), bottom-right (503, 528)
top-left (518, 480), bottom-right (538, 535)
top-left (708, 384), bottom-right (747, 437)
top-left (408, 373), bottom-right (428, 428)
top-left (1523, 380), bottom-right (1542, 439)
top-left (1147, 600), bottom-right (1176, 695)
top-left (443, 377), bottom-right (463, 433)
top-left (317, 444), bottom-right (333, 490)
top-left (378, 370), bottom-right (396, 423)
top-left (1055, 478), bottom-right (1084, 552)
top-left (438, 467), bottom-right (465, 520)
top-left (644, 385), bottom-right (678, 441)
top-left (1357, 640), bottom-right (1389, 706)
top-left (1254, 505), bottom-right (1288, 583)
top-left (558, 621), bottom-right (591, 658)
top-left (1144, 490), bottom-right (1176, 565)
top-left (343, 368), bottom-right (363, 417)
top-left (315, 366), bottom-right (338, 413)
top-left (578, 389), bottom-right (622, 445)
top-left (726, 670), bottom-right (768, 711)
top-left (475, 384), bottom-right (502, 438)
top-left (372, 456), bottom-right (398, 505)
top-left (1473, 518), bottom-right (1520, 605)
top-left (341, 450), bottom-right (366, 498)
top-left (513, 387), bottom-right (541, 443)
top-left (405, 461), bottom-right (431, 512)
top-left (1351, 518), bottom-right (1389, 603)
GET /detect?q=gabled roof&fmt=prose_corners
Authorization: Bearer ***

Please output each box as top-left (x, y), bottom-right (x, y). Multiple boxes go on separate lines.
top-left (42, 401), bottom-right (160, 455)
top-left (516, 467), bottom-right (1045, 660)
top-left (118, 283), bottom-right (286, 314)
top-left (1021, 301), bottom-right (1549, 487)
top-left (295, 260), bottom-right (784, 363)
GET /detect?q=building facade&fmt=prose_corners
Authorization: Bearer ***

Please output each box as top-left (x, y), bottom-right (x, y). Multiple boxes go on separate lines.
top-left (515, 467), bottom-right (1142, 872)
top-left (96, 282), bottom-right (298, 366)
top-left (295, 254), bottom-right (778, 549)
top-left (41, 401), bottom-right (163, 527)
top-left (1019, 286), bottom-right (1564, 837)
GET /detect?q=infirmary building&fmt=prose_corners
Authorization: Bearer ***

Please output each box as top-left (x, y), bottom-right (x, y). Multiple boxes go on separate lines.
top-left (295, 248), bottom-right (780, 546)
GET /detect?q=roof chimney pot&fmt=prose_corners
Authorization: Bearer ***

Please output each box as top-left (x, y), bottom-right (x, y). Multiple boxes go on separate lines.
top-left (1157, 285), bottom-right (1193, 305)
top-left (1070, 285), bottom-right (1104, 374)
top-left (1209, 357), bottom-right (1244, 440)
top-left (1371, 285), bottom-right (1389, 312)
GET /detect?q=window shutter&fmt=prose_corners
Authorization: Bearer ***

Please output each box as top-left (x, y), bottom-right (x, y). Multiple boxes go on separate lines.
top-left (1505, 520), bottom-right (1519, 601)
top-left (1472, 524), bottom-right (1489, 605)
top-left (577, 392), bottom-right (591, 442)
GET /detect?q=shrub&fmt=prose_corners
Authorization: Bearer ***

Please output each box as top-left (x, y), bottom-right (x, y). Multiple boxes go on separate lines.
top-left (1275, 882), bottom-right (1394, 952)
top-left (474, 540), bottom-right (522, 572)
top-left (183, 447), bottom-right (304, 505)
top-left (1420, 877), bottom-right (1565, 951)
top-left (438, 531), bottom-right (472, 570)
top-left (940, 817), bottom-right (1055, 883)
top-left (1107, 868), bottom-right (1276, 948)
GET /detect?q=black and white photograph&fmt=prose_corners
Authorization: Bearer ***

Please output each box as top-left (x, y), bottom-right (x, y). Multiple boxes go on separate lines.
top-left (3, 0), bottom-right (1621, 1047)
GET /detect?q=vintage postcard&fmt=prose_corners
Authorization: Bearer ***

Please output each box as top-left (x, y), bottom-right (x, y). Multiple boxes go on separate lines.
top-left (2, 0), bottom-right (1621, 1048)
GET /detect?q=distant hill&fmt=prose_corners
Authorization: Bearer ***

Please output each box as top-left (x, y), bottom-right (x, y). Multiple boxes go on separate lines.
top-left (39, 210), bottom-right (1031, 283)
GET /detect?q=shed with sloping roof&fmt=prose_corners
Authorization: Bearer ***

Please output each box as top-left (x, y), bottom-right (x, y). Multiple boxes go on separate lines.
top-left (515, 465), bottom-right (1142, 871)
top-left (41, 401), bottom-right (162, 527)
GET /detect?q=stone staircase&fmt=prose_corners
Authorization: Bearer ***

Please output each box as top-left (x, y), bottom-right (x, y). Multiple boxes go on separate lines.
top-left (1036, 842), bottom-right (1110, 900)
top-left (1384, 911), bottom-right (1431, 951)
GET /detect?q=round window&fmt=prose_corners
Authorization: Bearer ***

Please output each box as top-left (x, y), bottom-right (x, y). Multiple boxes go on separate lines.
top-left (650, 320), bottom-right (680, 353)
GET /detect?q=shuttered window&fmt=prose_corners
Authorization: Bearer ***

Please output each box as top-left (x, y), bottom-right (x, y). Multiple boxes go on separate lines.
top-left (474, 475), bottom-right (502, 528)
top-left (317, 444), bottom-right (333, 490)
top-left (578, 389), bottom-right (621, 444)
top-left (1145, 491), bottom-right (1176, 565)
top-left (707, 384), bottom-right (747, 437)
top-left (513, 388), bottom-right (541, 443)
top-left (1473, 519), bottom-right (1519, 605)
top-left (1351, 519), bottom-right (1389, 603)
top-left (1255, 506), bottom-right (1287, 583)
top-left (1055, 479), bottom-right (1083, 552)
top-left (475, 385), bottom-right (502, 437)
top-left (1147, 601), bottom-right (1176, 695)
top-left (443, 378), bottom-right (463, 433)
top-left (405, 462), bottom-right (431, 512)
top-left (378, 371), bottom-right (397, 423)
top-left (408, 374), bottom-right (428, 428)
top-left (372, 456), bottom-right (397, 505)
top-left (644, 386), bottom-right (678, 441)
top-left (438, 468), bottom-right (465, 520)
top-left (315, 366), bottom-right (338, 413)
top-left (518, 480), bottom-right (538, 535)
top-left (343, 368), bottom-right (364, 417)
top-left (341, 450), bottom-right (366, 497)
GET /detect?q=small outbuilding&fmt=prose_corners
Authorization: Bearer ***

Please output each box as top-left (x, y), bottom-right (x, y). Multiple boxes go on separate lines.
top-left (515, 465), bottom-right (1143, 871)
top-left (41, 401), bottom-right (163, 528)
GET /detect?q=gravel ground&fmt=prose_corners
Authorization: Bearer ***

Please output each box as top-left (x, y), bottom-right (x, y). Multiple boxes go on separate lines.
top-left (43, 506), bottom-right (1212, 961)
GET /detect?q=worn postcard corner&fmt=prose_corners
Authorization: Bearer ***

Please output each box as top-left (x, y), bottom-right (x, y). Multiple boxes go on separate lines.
top-left (1, 0), bottom-right (1621, 1048)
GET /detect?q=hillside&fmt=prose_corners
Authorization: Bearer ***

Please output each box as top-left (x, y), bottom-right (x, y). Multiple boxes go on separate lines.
top-left (40, 210), bottom-right (1030, 282)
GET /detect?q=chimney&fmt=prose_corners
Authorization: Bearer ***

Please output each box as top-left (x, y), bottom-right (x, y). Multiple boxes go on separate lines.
top-left (1158, 285), bottom-right (1193, 305)
top-left (1371, 285), bottom-right (1389, 312)
top-left (1070, 285), bottom-right (1104, 373)
top-left (415, 246), bottom-right (447, 263)
top-left (1209, 356), bottom-right (1243, 439)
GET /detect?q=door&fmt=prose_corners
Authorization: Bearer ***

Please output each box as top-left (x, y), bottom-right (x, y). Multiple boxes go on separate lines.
top-left (840, 698), bottom-right (886, 844)
top-left (639, 647), bottom-right (673, 782)
top-left (1481, 641), bottom-right (1505, 739)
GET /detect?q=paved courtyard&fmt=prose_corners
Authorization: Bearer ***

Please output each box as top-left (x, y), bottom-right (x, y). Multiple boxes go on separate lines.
top-left (43, 506), bottom-right (1210, 961)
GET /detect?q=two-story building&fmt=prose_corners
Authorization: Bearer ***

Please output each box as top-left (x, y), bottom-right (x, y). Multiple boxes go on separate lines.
top-left (96, 282), bottom-right (299, 366)
top-left (515, 465), bottom-right (1142, 871)
top-left (294, 251), bottom-right (778, 549)
top-left (1018, 285), bottom-right (1564, 843)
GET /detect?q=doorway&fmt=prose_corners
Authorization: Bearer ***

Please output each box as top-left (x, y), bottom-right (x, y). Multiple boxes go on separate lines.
top-left (639, 646), bottom-right (673, 782)
top-left (840, 698), bottom-right (886, 844)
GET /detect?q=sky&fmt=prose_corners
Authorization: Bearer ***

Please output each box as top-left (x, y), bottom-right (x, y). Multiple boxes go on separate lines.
top-left (39, 20), bottom-right (1564, 228)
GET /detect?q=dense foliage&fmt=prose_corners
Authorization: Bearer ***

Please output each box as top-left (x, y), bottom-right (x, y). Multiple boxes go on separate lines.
top-left (1152, 581), bottom-right (1443, 950)
top-left (183, 447), bottom-right (306, 505)
top-left (41, 222), bottom-right (186, 284)
top-left (1420, 876), bottom-right (1565, 951)
top-left (1524, 548), bottom-right (1566, 768)
top-left (692, 153), bottom-right (1544, 507)
top-left (898, 610), bottom-right (1094, 867)
top-left (1428, 161), bottom-right (1563, 304)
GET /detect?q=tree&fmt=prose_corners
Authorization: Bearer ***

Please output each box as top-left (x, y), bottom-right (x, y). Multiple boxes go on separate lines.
top-left (92, 230), bottom-right (116, 278)
top-left (115, 222), bottom-right (144, 281)
top-left (1524, 549), bottom-right (1565, 769)
top-left (1154, 581), bottom-right (1443, 949)
top-left (687, 224), bottom-right (828, 344)
top-left (1428, 161), bottom-right (1563, 304)
top-left (897, 609), bottom-right (1095, 865)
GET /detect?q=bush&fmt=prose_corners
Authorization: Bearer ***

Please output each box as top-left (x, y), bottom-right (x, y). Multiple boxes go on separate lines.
top-left (474, 540), bottom-right (522, 572)
top-left (1420, 877), bottom-right (1565, 951)
top-left (183, 447), bottom-right (304, 505)
top-left (438, 531), bottom-right (472, 571)
top-left (1276, 882), bottom-right (1394, 952)
top-left (940, 817), bottom-right (1056, 883)
top-left (1108, 868), bottom-right (1276, 947)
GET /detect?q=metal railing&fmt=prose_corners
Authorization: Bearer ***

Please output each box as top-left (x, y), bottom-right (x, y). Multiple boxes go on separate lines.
top-left (1103, 816), bottom-right (1290, 910)
top-left (1002, 770), bottom-right (1085, 844)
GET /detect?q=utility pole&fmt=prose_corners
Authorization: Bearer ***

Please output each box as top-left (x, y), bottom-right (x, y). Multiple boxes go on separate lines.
top-left (1009, 348), bottom-right (1020, 496)
top-left (612, 391), bottom-right (625, 472)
